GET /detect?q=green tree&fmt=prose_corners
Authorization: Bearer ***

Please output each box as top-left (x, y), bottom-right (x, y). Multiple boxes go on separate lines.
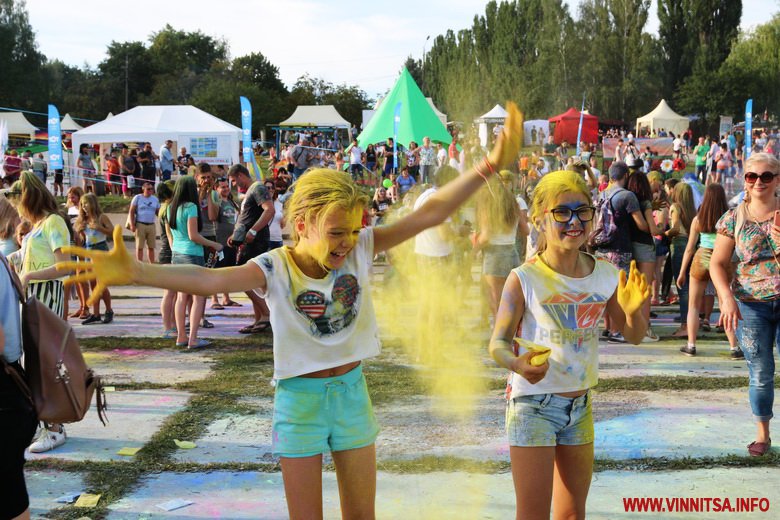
top-left (658, 0), bottom-right (690, 98)
top-left (676, 0), bottom-right (742, 121)
top-left (288, 75), bottom-right (371, 126)
top-left (0, 0), bottom-right (46, 110)
top-left (97, 41), bottom-right (157, 112)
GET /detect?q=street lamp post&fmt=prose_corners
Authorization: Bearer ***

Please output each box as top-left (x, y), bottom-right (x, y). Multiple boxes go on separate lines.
top-left (422, 35), bottom-right (430, 90)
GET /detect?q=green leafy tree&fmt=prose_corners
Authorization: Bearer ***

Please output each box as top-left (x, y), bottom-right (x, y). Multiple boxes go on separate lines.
top-left (658, 0), bottom-right (690, 98)
top-left (0, 0), bottom-right (46, 110)
top-left (97, 41), bottom-right (156, 112)
top-left (288, 75), bottom-right (371, 126)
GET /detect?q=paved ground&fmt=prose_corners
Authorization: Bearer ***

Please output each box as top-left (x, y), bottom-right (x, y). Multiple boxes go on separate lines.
top-left (24, 260), bottom-right (780, 519)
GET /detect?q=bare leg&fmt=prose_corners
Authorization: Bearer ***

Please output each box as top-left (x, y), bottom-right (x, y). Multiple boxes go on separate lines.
top-left (510, 446), bottom-right (556, 520)
top-left (245, 290), bottom-right (269, 321)
top-left (332, 444), bottom-right (377, 520)
top-left (148, 247), bottom-right (155, 264)
top-left (136, 247), bottom-right (143, 262)
top-left (484, 275), bottom-right (506, 319)
top-left (757, 421), bottom-right (770, 444)
top-left (552, 443), bottom-right (594, 520)
top-left (161, 289), bottom-right (176, 330)
top-left (188, 295), bottom-right (205, 345)
top-left (637, 261), bottom-right (655, 323)
top-left (280, 454), bottom-right (324, 520)
top-left (175, 292), bottom-right (188, 344)
top-left (686, 277), bottom-right (705, 346)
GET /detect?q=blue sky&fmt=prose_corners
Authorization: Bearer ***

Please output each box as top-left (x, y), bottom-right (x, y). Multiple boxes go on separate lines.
top-left (26, 0), bottom-right (776, 99)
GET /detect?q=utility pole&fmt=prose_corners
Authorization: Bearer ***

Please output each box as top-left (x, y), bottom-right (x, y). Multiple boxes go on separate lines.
top-left (124, 55), bottom-right (129, 111)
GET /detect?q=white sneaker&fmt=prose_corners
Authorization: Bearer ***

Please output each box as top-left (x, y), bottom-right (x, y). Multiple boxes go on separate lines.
top-left (642, 328), bottom-right (660, 343)
top-left (29, 426), bottom-right (67, 453)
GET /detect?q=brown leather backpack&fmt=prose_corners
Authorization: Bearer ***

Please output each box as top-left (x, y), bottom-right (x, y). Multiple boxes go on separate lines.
top-left (0, 256), bottom-right (107, 425)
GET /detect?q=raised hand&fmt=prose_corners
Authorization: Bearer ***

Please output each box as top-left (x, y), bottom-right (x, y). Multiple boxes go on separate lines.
top-left (617, 260), bottom-right (650, 317)
top-left (488, 101), bottom-right (524, 170)
top-left (57, 226), bottom-right (139, 305)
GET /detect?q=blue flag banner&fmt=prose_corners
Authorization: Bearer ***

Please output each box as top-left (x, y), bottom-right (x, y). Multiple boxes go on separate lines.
top-left (47, 104), bottom-right (63, 170)
top-left (744, 99), bottom-right (753, 160)
top-left (393, 102), bottom-right (402, 169)
top-left (576, 94), bottom-right (586, 156)
top-left (240, 96), bottom-right (261, 180)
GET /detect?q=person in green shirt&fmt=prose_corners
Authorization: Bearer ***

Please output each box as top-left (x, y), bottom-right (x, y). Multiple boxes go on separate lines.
top-left (693, 137), bottom-right (709, 183)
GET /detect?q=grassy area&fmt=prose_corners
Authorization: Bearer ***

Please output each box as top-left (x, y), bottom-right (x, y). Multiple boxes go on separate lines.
top-left (56, 194), bottom-right (132, 213)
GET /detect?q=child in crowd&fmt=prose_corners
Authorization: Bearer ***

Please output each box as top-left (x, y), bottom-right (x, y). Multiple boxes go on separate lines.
top-left (489, 170), bottom-right (649, 519)
top-left (60, 104), bottom-right (524, 520)
top-left (74, 193), bottom-right (114, 324)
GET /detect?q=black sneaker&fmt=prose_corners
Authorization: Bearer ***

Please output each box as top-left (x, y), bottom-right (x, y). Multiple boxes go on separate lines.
top-left (600, 329), bottom-right (610, 340)
top-left (730, 349), bottom-right (745, 360)
top-left (82, 314), bottom-right (102, 325)
top-left (680, 345), bottom-right (696, 356)
top-left (102, 310), bottom-right (114, 324)
top-left (608, 332), bottom-right (626, 344)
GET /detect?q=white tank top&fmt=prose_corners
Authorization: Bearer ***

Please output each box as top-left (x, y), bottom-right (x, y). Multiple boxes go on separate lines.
top-left (506, 254), bottom-right (618, 399)
top-left (253, 228), bottom-right (380, 379)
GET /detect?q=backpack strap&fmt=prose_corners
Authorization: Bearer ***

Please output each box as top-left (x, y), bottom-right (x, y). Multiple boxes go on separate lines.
top-left (0, 254), bottom-right (26, 303)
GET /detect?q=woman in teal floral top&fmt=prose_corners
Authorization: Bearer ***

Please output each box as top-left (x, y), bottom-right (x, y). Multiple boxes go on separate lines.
top-left (711, 152), bottom-right (780, 457)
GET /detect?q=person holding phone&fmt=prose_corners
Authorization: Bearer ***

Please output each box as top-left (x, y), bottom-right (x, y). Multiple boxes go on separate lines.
top-left (711, 152), bottom-right (780, 457)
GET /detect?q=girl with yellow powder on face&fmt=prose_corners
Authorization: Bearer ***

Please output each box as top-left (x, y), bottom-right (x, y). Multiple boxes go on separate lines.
top-left (58, 105), bottom-right (524, 520)
top-left (489, 170), bottom-right (650, 520)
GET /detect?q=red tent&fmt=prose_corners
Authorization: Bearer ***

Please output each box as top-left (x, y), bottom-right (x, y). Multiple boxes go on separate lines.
top-left (548, 108), bottom-right (599, 145)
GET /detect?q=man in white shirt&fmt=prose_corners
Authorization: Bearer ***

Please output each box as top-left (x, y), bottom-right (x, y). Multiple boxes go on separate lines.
top-left (345, 138), bottom-right (364, 180)
top-left (128, 181), bottom-right (160, 262)
top-left (436, 142), bottom-right (447, 168)
top-left (673, 135), bottom-right (682, 154)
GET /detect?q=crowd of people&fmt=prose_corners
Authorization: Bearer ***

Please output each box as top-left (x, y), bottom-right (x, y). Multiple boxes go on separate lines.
top-left (2, 111), bottom-right (780, 519)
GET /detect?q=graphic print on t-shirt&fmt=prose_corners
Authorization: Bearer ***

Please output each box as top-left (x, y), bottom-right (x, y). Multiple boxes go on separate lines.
top-left (539, 292), bottom-right (607, 350)
top-left (294, 274), bottom-right (360, 336)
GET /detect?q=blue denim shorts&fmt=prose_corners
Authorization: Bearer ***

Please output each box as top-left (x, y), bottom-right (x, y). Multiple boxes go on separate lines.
top-left (272, 364), bottom-right (379, 458)
top-left (482, 244), bottom-right (520, 277)
top-left (506, 392), bottom-right (594, 447)
top-left (171, 252), bottom-right (205, 267)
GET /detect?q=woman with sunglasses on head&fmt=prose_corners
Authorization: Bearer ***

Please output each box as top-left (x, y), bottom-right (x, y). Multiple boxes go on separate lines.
top-left (490, 169), bottom-right (649, 519)
top-left (711, 153), bottom-right (780, 457)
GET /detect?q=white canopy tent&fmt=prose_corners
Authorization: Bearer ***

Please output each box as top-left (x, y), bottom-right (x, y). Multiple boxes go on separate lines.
top-left (0, 111), bottom-right (36, 139)
top-left (61, 113), bottom-right (83, 131)
top-left (279, 105), bottom-right (350, 129)
top-left (636, 99), bottom-right (689, 137)
top-left (72, 105), bottom-right (242, 165)
top-left (475, 104), bottom-right (508, 147)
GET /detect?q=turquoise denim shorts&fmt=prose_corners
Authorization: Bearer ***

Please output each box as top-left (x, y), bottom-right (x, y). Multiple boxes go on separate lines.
top-left (506, 391), bottom-right (594, 447)
top-left (272, 364), bottom-right (379, 458)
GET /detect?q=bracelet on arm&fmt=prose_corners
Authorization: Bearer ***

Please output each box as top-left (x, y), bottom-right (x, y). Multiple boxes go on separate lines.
top-left (476, 157), bottom-right (496, 182)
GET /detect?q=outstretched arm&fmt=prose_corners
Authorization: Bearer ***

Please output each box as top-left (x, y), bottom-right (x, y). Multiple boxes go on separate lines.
top-left (373, 102), bottom-right (523, 253)
top-left (58, 226), bottom-right (266, 305)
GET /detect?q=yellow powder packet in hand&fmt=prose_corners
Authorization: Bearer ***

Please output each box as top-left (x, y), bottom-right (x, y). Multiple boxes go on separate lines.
top-left (513, 337), bottom-right (552, 366)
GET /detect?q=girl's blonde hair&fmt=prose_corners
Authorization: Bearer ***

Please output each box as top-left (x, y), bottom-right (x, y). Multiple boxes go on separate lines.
top-left (529, 170), bottom-right (592, 253)
top-left (66, 186), bottom-right (85, 208)
top-left (19, 170), bottom-right (59, 222)
top-left (477, 175), bottom-right (519, 235)
top-left (743, 152), bottom-right (780, 203)
top-left (672, 182), bottom-right (695, 233)
top-left (76, 193), bottom-right (103, 232)
top-left (744, 152), bottom-right (780, 176)
top-left (286, 168), bottom-right (369, 266)
top-left (0, 195), bottom-right (20, 240)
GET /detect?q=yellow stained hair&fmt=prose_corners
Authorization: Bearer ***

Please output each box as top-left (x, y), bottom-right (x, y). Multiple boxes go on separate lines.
top-left (529, 170), bottom-right (592, 253)
top-left (477, 174), bottom-right (518, 235)
top-left (286, 168), bottom-right (369, 268)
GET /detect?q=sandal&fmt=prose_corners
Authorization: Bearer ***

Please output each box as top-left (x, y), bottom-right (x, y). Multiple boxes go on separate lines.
top-left (249, 321), bottom-right (271, 333)
top-left (223, 301), bottom-right (242, 307)
top-left (748, 439), bottom-right (771, 457)
top-left (201, 319), bottom-right (214, 329)
top-left (70, 307), bottom-right (86, 318)
top-left (211, 303), bottom-right (225, 310)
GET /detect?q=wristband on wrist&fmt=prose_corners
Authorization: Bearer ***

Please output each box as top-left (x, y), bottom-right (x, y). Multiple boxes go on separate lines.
top-left (247, 229), bottom-right (257, 237)
top-left (476, 157), bottom-right (496, 182)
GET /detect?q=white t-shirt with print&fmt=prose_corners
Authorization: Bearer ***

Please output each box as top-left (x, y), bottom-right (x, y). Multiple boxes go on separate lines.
top-left (506, 254), bottom-right (618, 399)
top-left (252, 228), bottom-right (380, 379)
